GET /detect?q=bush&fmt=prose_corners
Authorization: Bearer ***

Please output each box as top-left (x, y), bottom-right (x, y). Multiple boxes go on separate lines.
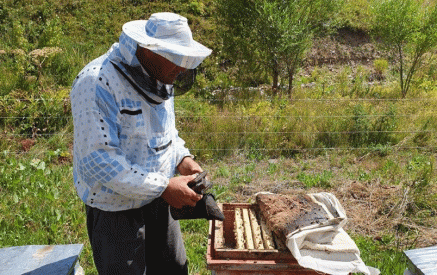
top-left (373, 58), bottom-right (389, 79)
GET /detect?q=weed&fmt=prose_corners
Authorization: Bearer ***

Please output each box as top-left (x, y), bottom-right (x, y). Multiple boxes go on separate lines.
top-left (403, 155), bottom-right (436, 216)
top-left (348, 104), bottom-right (371, 147)
top-left (246, 142), bottom-right (265, 161)
top-left (357, 169), bottom-right (371, 181)
top-left (296, 170), bottom-right (333, 188)
top-left (215, 165), bottom-right (231, 178)
top-left (267, 162), bottom-right (279, 175)
top-left (230, 164), bottom-right (255, 186)
top-left (370, 143), bottom-right (392, 157)
top-left (370, 103), bottom-right (398, 145)
top-left (336, 66), bottom-right (351, 96)
top-left (353, 235), bottom-right (408, 274)
top-left (380, 158), bottom-right (401, 180)
top-left (373, 58), bottom-right (389, 80)
top-left (351, 65), bottom-right (370, 97)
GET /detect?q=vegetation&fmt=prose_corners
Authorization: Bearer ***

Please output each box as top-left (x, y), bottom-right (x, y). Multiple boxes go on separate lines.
top-left (372, 0), bottom-right (437, 97)
top-left (1, 0), bottom-right (437, 274)
top-left (217, 0), bottom-right (339, 95)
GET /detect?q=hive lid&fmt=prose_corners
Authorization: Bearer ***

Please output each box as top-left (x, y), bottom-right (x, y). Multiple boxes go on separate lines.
top-left (0, 244), bottom-right (83, 275)
top-left (404, 246), bottom-right (437, 275)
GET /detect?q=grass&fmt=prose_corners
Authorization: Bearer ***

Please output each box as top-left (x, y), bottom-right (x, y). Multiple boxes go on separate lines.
top-left (1, 129), bottom-right (436, 275)
top-left (2, 77), bottom-right (437, 275)
top-left (354, 235), bottom-right (409, 274)
top-left (0, 152), bottom-right (97, 273)
top-left (180, 219), bottom-right (210, 275)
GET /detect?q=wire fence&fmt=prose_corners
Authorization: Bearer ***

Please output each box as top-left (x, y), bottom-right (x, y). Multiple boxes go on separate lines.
top-left (3, 97), bottom-right (437, 102)
top-left (1, 97), bottom-right (436, 156)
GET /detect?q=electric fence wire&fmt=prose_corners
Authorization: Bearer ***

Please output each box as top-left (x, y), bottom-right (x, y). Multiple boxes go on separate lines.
top-left (3, 146), bottom-right (435, 157)
top-left (2, 97), bottom-right (437, 102)
top-left (1, 97), bottom-right (436, 155)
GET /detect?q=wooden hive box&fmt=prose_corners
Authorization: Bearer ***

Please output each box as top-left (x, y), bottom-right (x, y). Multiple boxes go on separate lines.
top-left (207, 203), bottom-right (324, 275)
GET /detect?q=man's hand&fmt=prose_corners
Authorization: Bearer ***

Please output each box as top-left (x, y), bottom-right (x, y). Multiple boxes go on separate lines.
top-left (161, 174), bottom-right (202, 209)
top-left (177, 156), bottom-right (202, 176)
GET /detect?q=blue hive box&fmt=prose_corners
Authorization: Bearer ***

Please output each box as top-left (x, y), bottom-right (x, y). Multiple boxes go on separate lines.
top-left (404, 246), bottom-right (437, 275)
top-left (0, 244), bottom-right (84, 275)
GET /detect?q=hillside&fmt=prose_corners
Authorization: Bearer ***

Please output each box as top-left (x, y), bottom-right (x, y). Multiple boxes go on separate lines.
top-left (306, 28), bottom-right (380, 71)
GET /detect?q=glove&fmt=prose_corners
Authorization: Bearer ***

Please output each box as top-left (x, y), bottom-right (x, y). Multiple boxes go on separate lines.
top-left (170, 171), bottom-right (225, 221)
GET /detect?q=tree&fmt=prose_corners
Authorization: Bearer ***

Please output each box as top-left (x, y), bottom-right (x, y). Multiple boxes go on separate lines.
top-left (264, 0), bottom-right (313, 95)
top-left (217, 0), bottom-right (339, 96)
top-left (372, 0), bottom-right (437, 98)
top-left (216, 0), bottom-right (272, 90)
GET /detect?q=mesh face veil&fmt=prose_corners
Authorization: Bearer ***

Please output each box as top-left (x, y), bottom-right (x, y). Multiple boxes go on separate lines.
top-left (173, 68), bottom-right (196, 96)
top-left (135, 46), bottom-right (195, 99)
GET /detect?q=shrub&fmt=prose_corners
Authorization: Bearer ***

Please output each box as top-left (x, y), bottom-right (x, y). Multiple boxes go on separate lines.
top-left (372, 0), bottom-right (437, 97)
top-left (373, 58), bottom-right (389, 80)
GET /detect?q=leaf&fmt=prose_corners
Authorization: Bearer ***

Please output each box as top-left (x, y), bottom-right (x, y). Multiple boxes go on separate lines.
top-left (18, 163), bottom-right (26, 171)
top-left (13, 193), bottom-right (19, 203)
top-left (53, 189), bottom-right (60, 200)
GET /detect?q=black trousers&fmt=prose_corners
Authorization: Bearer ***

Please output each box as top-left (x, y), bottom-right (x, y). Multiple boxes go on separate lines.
top-left (86, 199), bottom-right (188, 275)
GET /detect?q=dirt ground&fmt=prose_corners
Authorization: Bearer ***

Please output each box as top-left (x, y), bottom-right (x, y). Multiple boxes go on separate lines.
top-left (304, 27), bottom-right (383, 75)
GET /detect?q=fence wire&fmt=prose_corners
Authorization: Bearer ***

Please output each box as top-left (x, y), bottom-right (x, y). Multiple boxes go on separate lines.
top-left (1, 97), bottom-right (436, 156)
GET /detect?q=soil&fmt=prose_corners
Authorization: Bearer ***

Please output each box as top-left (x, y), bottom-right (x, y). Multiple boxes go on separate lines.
top-left (308, 28), bottom-right (379, 65)
top-left (300, 27), bottom-right (387, 81)
top-left (20, 139), bottom-right (36, 152)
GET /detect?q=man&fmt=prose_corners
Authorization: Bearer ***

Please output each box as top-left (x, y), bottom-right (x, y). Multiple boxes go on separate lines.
top-left (70, 12), bottom-right (212, 274)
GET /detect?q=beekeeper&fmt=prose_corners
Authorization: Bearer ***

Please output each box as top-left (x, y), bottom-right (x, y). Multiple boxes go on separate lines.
top-left (70, 12), bottom-right (212, 275)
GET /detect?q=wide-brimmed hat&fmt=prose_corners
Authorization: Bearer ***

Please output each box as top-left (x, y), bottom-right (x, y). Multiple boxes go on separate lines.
top-left (122, 12), bottom-right (212, 69)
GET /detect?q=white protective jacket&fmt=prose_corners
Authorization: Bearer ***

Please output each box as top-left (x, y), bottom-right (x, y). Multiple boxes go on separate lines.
top-left (70, 32), bottom-right (192, 211)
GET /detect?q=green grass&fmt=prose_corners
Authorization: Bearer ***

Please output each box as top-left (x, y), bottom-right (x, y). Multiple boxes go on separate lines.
top-left (354, 235), bottom-right (409, 274)
top-left (2, 149), bottom-right (435, 274)
top-left (296, 170), bottom-right (333, 188)
top-left (0, 152), bottom-right (97, 274)
top-left (180, 219), bottom-right (210, 275)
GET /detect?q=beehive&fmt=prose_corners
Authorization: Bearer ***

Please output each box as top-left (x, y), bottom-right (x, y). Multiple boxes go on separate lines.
top-left (207, 203), bottom-right (324, 275)
top-left (404, 246), bottom-right (437, 275)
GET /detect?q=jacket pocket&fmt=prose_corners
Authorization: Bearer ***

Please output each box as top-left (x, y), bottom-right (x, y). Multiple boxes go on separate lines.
top-left (120, 109), bottom-right (142, 116)
top-left (119, 109), bottom-right (145, 136)
top-left (148, 134), bottom-right (173, 153)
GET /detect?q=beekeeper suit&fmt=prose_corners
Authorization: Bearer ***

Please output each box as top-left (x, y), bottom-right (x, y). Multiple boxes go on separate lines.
top-left (70, 12), bottom-right (211, 275)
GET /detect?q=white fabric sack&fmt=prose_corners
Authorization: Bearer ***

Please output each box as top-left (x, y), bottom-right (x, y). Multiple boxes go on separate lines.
top-left (285, 192), bottom-right (380, 275)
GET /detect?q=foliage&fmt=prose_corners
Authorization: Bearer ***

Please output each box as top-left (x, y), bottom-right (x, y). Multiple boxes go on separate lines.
top-left (0, 91), bottom-right (70, 137)
top-left (373, 58), bottom-right (389, 80)
top-left (261, 0), bottom-right (314, 95)
top-left (404, 154), bottom-right (436, 216)
top-left (353, 235), bottom-right (408, 274)
top-left (335, 0), bottom-right (373, 31)
top-left (297, 170), bottom-right (332, 188)
top-left (0, 154), bottom-right (96, 273)
top-left (371, 0), bottom-right (437, 97)
top-left (346, 103), bottom-right (398, 148)
top-left (216, 0), bottom-right (339, 95)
